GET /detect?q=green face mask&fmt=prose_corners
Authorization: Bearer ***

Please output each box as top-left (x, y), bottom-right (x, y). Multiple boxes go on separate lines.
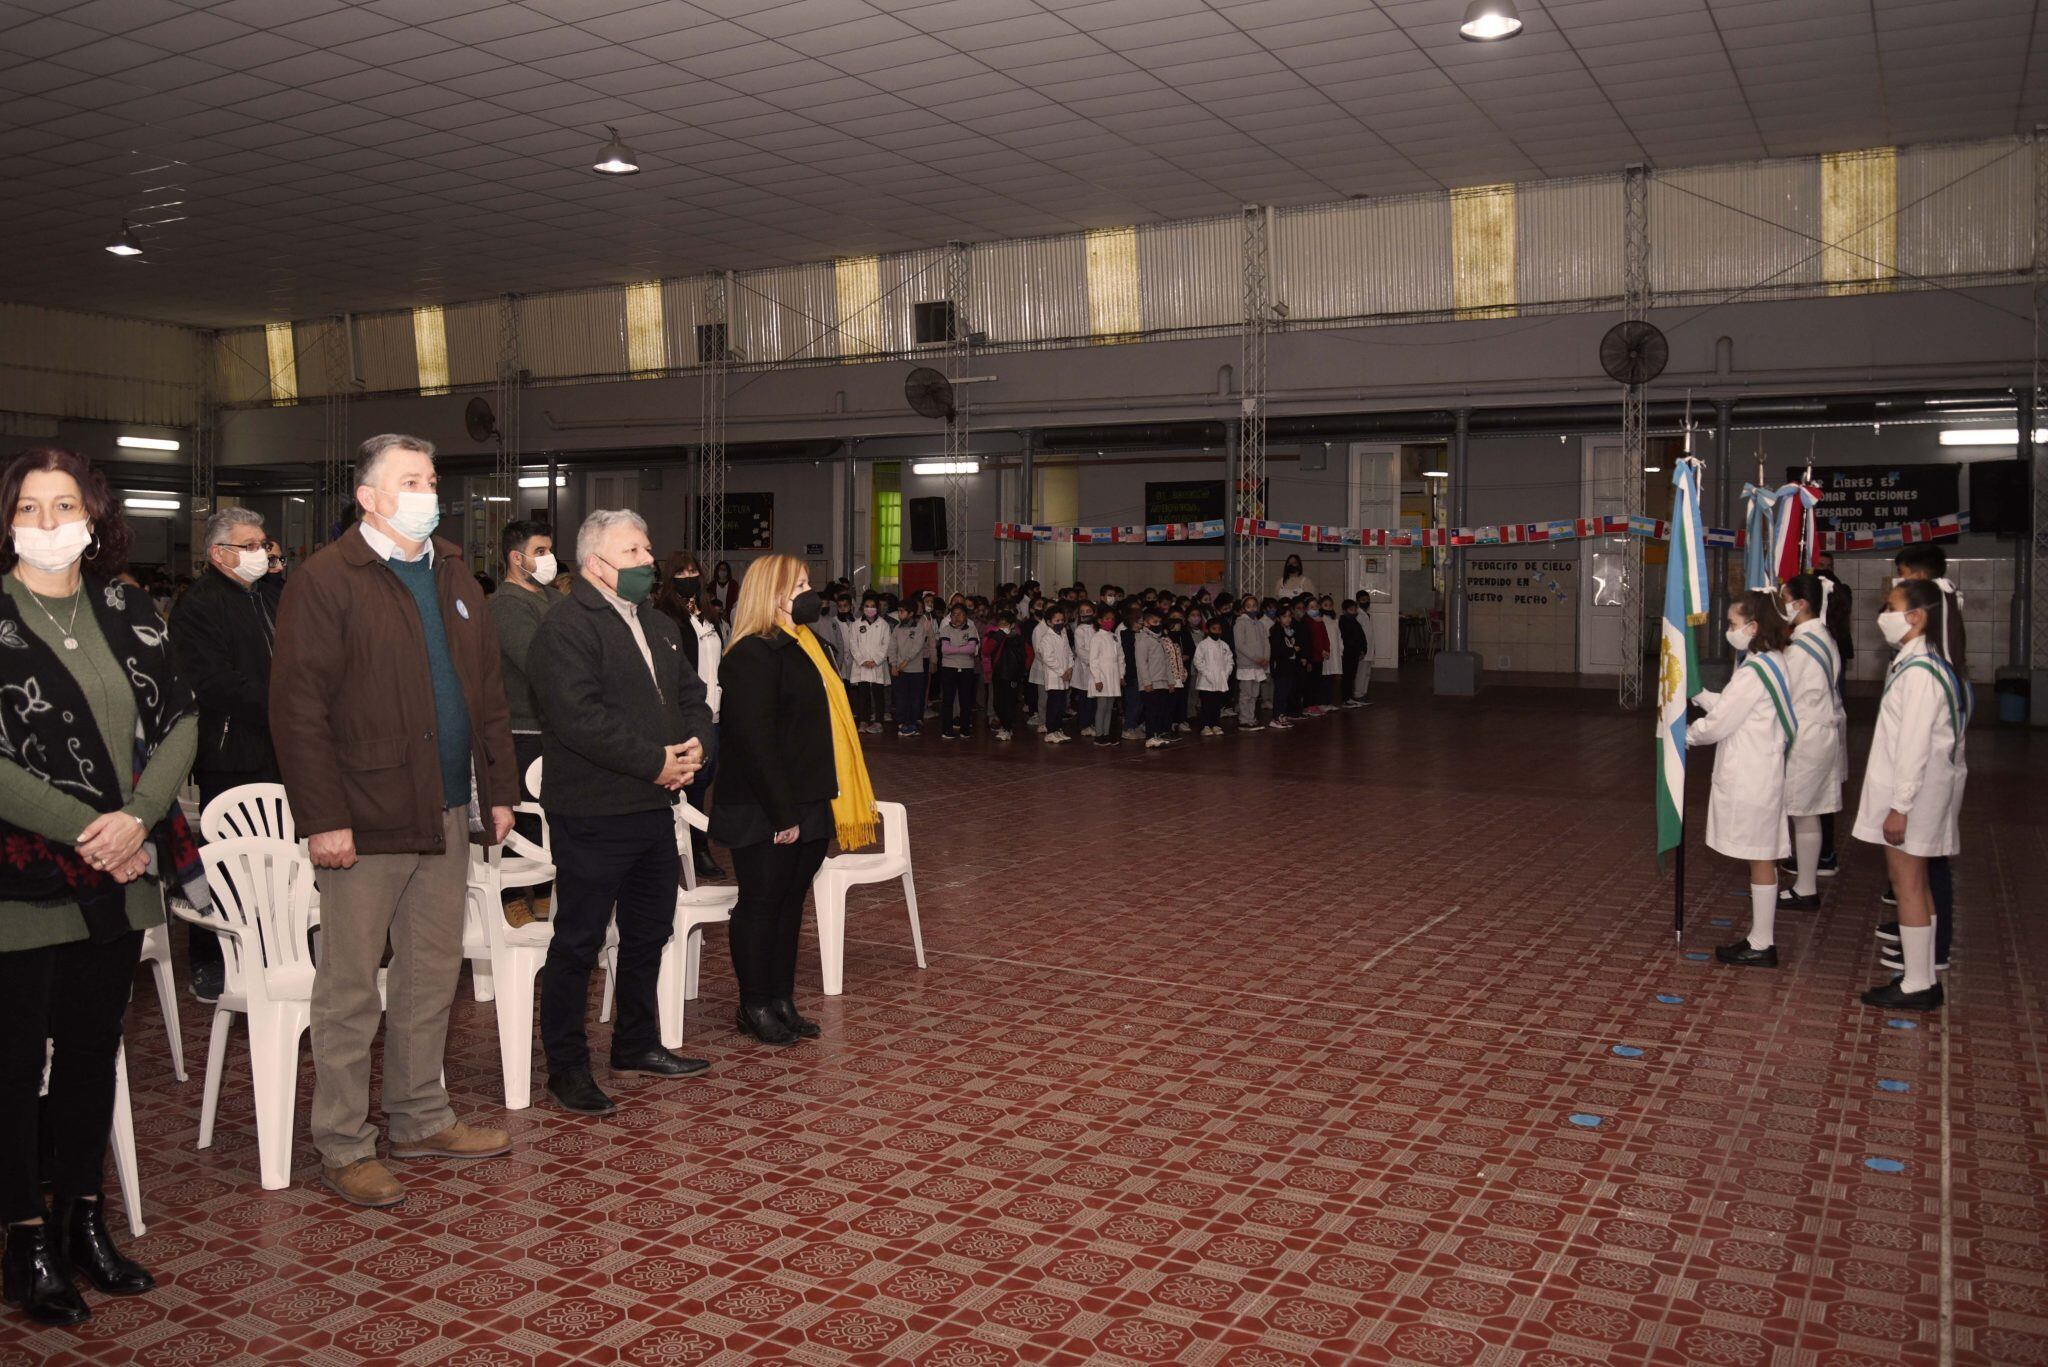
top-left (610, 562), bottom-right (657, 604)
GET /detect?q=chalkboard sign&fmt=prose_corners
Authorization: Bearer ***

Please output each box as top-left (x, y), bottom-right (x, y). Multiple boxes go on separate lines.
top-left (1800, 464), bottom-right (1960, 531)
top-left (1145, 480), bottom-right (1225, 544)
top-left (721, 492), bottom-right (774, 549)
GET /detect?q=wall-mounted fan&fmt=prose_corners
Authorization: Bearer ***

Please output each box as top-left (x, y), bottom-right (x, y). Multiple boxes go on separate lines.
top-left (904, 366), bottom-right (955, 421)
top-left (465, 395), bottom-right (500, 443)
top-left (1599, 320), bottom-right (1668, 386)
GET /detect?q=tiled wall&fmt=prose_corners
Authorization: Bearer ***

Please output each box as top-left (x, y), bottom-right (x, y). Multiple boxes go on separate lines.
top-left (1467, 552), bottom-right (1580, 674)
top-left (1827, 554), bottom-right (2016, 685)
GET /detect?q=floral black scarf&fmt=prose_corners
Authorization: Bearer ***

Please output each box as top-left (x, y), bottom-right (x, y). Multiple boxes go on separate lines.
top-left (0, 576), bottom-right (204, 940)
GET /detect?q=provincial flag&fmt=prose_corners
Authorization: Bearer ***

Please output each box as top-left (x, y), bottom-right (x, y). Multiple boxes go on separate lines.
top-left (1657, 457), bottom-right (1709, 865)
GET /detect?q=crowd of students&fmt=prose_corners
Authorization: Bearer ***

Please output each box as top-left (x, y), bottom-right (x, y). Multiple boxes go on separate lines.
top-left (807, 562), bottom-right (1380, 749)
top-left (1688, 543), bottom-right (1968, 1013)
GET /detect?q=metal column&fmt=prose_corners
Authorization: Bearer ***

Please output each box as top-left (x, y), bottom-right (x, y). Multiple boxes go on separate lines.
top-left (1016, 428), bottom-right (1035, 585)
top-left (697, 272), bottom-right (729, 566)
top-left (1222, 418), bottom-right (1241, 597)
top-left (1447, 409), bottom-right (1471, 652)
top-left (494, 295), bottom-right (521, 509)
top-left (545, 451), bottom-right (558, 533)
top-left (2031, 126), bottom-right (2048, 725)
top-left (1618, 163), bottom-right (1651, 711)
top-left (191, 333), bottom-right (218, 569)
top-left (842, 437), bottom-right (859, 586)
top-left (941, 240), bottom-right (974, 600)
top-left (1234, 205), bottom-right (1269, 597)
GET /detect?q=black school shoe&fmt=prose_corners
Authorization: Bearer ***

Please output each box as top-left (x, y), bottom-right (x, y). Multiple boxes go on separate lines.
top-left (1715, 941), bottom-right (1779, 968)
top-left (1778, 853), bottom-right (1838, 878)
top-left (1861, 980), bottom-right (1943, 1011)
top-left (1776, 889), bottom-right (1820, 911)
top-left (547, 1068), bottom-right (617, 1115)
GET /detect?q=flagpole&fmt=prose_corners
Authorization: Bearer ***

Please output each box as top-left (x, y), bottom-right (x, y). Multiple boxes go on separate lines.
top-left (1674, 811), bottom-right (1685, 943)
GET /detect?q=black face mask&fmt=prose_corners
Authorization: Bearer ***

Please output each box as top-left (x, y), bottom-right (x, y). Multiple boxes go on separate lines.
top-left (675, 574), bottom-right (702, 599)
top-left (790, 590), bottom-right (822, 626)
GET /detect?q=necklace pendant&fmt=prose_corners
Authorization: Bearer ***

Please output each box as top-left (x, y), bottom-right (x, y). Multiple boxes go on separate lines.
top-left (62, 637), bottom-right (77, 650)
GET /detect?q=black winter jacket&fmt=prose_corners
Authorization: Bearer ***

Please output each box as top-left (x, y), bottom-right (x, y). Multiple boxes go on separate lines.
top-left (170, 566), bottom-right (278, 775)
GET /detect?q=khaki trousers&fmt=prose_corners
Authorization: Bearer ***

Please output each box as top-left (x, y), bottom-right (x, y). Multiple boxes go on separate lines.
top-left (310, 806), bottom-right (471, 1167)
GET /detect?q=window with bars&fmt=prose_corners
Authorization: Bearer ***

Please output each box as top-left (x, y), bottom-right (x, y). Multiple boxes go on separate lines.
top-left (872, 462), bottom-right (902, 587)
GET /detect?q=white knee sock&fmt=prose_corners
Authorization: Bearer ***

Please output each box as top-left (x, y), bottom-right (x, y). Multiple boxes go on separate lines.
top-left (1748, 884), bottom-right (1777, 950)
top-left (1899, 921), bottom-right (1936, 993)
top-left (1793, 818), bottom-right (1822, 896)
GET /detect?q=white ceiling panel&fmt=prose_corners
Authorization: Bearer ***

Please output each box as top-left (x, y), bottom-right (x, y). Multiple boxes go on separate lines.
top-left (0, 0), bottom-right (2033, 326)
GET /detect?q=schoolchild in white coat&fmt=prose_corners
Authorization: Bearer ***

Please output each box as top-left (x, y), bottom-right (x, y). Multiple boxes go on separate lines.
top-left (1688, 591), bottom-right (1798, 969)
top-left (848, 601), bottom-right (892, 734)
top-left (1854, 578), bottom-right (1970, 1012)
top-left (1192, 622), bottom-right (1235, 735)
top-left (1081, 618), bottom-right (1123, 748)
top-left (1777, 573), bottom-right (1846, 912)
top-left (1030, 608), bottom-right (1075, 742)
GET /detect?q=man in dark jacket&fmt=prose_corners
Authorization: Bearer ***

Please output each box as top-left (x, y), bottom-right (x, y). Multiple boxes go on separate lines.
top-left (529, 508), bottom-right (715, 1117)
top-left (169, 507), bottom-right (280, 1002)
top-left (271, 434), bottom-right (519, 1209)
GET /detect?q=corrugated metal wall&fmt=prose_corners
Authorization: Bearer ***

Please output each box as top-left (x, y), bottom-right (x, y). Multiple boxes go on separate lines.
top-left (42, 135), bottom-right (2037, 414)
top-left (0, 303), bottom-right (207, 425)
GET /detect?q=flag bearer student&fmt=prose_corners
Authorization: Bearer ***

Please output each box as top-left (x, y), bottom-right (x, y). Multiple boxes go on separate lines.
top-left (1688, 591), bottom-right (1797, 969)
top-left (1775, 573), bottom-right (1845, 913)
top-left (848, 597), bottom-right (890, 734)
top-left (1877, 544), bottom-right (1959, 974)
top-left (1854, 577), bottom-right (1970, 1011)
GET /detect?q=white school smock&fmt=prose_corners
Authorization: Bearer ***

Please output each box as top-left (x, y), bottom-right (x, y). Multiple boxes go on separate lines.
top-left (1031, 620), bottom-right (1073, 685)
top-left (1687, 651), bottom-right (1794, 861)
top-left (1069, 625), bottom-right (1093, 694)
top-left (848, 618), bottom-right (891, 686)
top-left (1853, 638), bottom-right (1968, 858)
top-left (1193, 636), bottom-right (1234, 691)
top-left (1782, 618), bottom-right (1844, 816)
top-left (1083, 629), bottom-right (1123, 697)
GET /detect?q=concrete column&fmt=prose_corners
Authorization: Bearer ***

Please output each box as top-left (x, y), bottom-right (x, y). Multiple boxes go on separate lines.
top-left (545, 451), bottom-right (558, 531)
top-left (1433, 408), bottom-right (1481, 695)
top-left (842, 437), bottom-right (859, 585)
top-left (1017, 428), bottom-right (1036, 585)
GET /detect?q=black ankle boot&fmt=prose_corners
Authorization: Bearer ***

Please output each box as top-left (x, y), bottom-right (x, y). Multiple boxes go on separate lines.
top-left (770, 998), bottom-right (820, 1039)
top-left (735, 1002), bottom-right (797, 1047)
top-left (3, 1221), bottom-right (89, 1325)
top-left (55, 1199), bottom-right (154, 1296)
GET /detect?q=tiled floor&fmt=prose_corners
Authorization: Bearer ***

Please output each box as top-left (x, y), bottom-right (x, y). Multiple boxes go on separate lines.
top-left (3, 678), bottom-right (2041, 1366)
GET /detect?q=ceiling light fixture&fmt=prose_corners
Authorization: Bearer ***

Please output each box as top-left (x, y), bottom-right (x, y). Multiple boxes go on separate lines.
top-left (116, 435), bottom-right (180, 451)
top-left (518, 474), bottom-right (567, 488)
top-left (1459, 0), bottom-right (1522, 41)
top-left (1938, 428), bottom-right (2046, 446)
top-left (911, 460), bottom-right (980, 475)
top-left (123, 497), bottom-right (180, 511)
top-left (105, 220), bottom-right (143, 256)
top-left (1422, 468), bottom-right (1450, 479)
top-left (592, 126), bottom-right (639, 175)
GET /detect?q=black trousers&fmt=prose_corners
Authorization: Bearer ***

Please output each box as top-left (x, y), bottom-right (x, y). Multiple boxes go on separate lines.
top-left (939, 669), bottom-right (976, 733)
top-left (189, 764), bottom-right (282, 975)
top-left (728, 837), bottom-right (829, 1008)
top-left (539, 808), bottom-right (678, 1072)
top-left (1197, 690), bottom-right (1225, 728)
top-left (852, 681), bottom-right (886, 725)
top-left (0, 928), bottom-right (142, 1223)
top-left (993, 680), bottom-right (1022, 733)
top-left (506, 733), bottom-right (551, 902)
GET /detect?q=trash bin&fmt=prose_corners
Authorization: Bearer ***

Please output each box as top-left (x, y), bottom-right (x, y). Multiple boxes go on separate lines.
top-left (1994, 666), bottom-right (2028, 725)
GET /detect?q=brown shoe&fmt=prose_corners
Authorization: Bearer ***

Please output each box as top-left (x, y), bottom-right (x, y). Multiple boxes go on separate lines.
top-left (322, 1158), bottom-right (404, 1207)
top-left (502, 896), bottom-right (535, 929)
top-left (390, 1121), bottom-right (511, 1162)
top-left (530, 892), bottom-right (552, 921)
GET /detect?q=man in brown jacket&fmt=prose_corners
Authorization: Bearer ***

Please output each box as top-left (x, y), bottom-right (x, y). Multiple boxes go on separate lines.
top-left (270, 433), bottom-right (518, 1207)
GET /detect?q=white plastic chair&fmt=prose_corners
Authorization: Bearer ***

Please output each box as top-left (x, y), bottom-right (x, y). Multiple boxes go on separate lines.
top-left (198, 783), bottom-right (295, 843)
top-left (41, 1041), bottom-right (143, 1237)
top-left (650, 803), bottom-right (737, 1049)
top-left (472, 758), bottom-right (614, 1110)
top-left (811, 800), bottom-right (926, 996)
top-left (174, 837), bottom-right (320, 1191)
top-left (137, 919), bottom-right (186, 1082)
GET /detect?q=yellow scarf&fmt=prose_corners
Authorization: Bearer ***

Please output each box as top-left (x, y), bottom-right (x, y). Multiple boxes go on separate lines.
top-left (792, 624), bottom-right (878, 850)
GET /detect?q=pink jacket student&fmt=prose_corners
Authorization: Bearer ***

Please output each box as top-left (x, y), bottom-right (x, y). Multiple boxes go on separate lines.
top-left (978, 625), bottom-right (1006, 681)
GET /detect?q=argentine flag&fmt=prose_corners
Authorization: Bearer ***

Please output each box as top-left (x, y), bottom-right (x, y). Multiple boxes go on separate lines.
top-left (1658, 458), bottom-right (1709, 862)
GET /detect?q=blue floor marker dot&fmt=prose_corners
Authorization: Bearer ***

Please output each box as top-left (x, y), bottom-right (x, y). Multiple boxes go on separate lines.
top-left (1655, 993), bottom-right (1686, 1005)
top-left (1877, 1079), bottom-right (1911, 1093)
top-left (1611, 1045), bottom-right (1645, 1058)
top-left (1568, 1113), bottom-right (1604, 1128)
top-left (1683, 950), bottom-right (1710, 961)
top-left (1864, 1157), bottom-right (1906, 1174)
top-left (1886, 1018), bottom-right (1919, 1030)
top-left (1710, 917), bottom-right (1732, 927)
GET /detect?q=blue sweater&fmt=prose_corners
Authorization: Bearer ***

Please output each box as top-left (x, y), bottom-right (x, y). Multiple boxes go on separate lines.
top-left (387, 554), bottom-right (472, 807)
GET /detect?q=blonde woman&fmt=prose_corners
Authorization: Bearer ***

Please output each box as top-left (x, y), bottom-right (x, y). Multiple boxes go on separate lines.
top-left (713, 554), bottom-right (879, 1045)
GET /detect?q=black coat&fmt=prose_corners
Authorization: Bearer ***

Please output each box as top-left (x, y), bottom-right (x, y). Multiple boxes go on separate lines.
top-left (170, 566), bottom-right (278, 775)
top-left (716, 628), bottom-right (838, 831)
top-left (1339, 613), bottom-right (1369, 655)
top-left (529, 577), bottom-right (716, 818)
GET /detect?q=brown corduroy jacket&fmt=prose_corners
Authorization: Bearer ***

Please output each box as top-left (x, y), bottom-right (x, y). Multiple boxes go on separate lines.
top-left (269, 524), bottom-right (517, 854)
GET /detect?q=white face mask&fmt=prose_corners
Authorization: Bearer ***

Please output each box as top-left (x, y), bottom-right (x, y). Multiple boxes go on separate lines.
top-left (378, 488), bottom-right (439, 542)
top-left (1877, 610), bottom-right (1912, 647)
top-left (229, 546), bottom-right (269, 583)
top-left (528, 551), bottom-right (558, 586)
top-left (13, 519), bottom-right (91, 574)
top-left (1725, 623), bottom-right (1756, 654)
